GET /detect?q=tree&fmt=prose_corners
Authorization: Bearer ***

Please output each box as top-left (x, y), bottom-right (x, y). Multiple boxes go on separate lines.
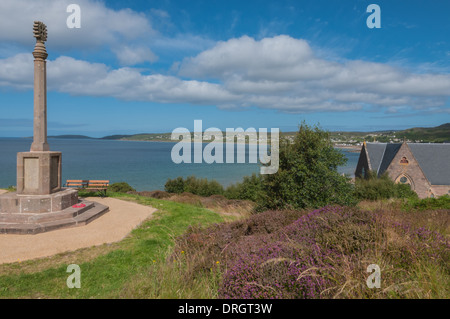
top-left (224, 173), bottom-right (263, 202)
top-left (258, 123), bottom-right (356, 210)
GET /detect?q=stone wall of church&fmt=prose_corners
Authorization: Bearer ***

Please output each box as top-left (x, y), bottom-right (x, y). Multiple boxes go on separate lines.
top-left (431, 185), bottom-right (450, 197)
top-left (386, 144), bottom-right (432, 199)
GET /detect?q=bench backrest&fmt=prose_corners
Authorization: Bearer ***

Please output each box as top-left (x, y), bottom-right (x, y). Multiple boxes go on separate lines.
top-left (66, 180), bottom-right (88, 187)
top-left (87, 180), bottom-right (109, 188)
top-left (66, 180), bottom-right (109, 188)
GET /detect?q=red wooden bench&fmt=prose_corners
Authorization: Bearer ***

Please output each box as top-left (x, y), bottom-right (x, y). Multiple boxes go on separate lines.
top-left (65, 180), bottom-right (109, 197)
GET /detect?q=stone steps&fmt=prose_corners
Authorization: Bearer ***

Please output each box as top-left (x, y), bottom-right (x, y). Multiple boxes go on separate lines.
top-left (0, 202), bottom-right (109, 235)
top-left (0, 201), bottom-right (95, 224)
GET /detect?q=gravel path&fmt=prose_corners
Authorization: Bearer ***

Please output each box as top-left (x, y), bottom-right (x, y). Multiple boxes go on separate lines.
top-left (0, 196), bottom-right (157, 264)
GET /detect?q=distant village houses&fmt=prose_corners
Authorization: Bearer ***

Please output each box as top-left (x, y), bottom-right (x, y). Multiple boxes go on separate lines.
top-left (355, 142), bottom-right (450, 198)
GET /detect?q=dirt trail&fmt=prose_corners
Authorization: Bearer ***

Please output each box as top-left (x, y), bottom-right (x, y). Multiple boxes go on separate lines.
top-left (0, 196), bottom-right (157, 264)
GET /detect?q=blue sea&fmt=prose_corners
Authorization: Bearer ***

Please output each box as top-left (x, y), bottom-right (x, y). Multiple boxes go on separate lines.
top-left (0, 138), bottom-right (359, 191)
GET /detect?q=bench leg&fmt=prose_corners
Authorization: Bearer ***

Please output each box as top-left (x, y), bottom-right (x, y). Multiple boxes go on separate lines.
top-left (98, 189), bottom-right (107, 198)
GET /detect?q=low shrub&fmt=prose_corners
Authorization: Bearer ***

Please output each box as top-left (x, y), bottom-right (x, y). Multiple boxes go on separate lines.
top-left (165, 176), bottom-right (224, 197)
top-left (402, 194), bottom-right (450, 211)
top-left (354, 171), bottom-right (417, 200)
top-left (185, 176), bottom-right (224, 197)
top-left (219, 206), bottom-right (379, 299)
top-left (171, 210), bottom-right (305, 280)
top-left (108, 182), bottom-right (136, 193)
top-left (129, 190), bottom-right (172, 199)
top-left (224, 173), bottom-right (263, 202)
top-left (164, 177), bottom-right (186, 194)
top-left (168, 204), bottom-right (449, 299)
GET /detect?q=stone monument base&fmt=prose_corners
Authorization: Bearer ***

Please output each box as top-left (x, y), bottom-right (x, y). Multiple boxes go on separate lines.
top-left (17, 151), bottom-right (62, 195)
top-left (0, 189), bottom-right (109, 234)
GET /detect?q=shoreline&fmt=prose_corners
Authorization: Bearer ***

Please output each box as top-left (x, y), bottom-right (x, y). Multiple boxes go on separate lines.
top-left (334, 144), bottom-right (362, 153)
top-left (4, 137), bottom-right (364, 149)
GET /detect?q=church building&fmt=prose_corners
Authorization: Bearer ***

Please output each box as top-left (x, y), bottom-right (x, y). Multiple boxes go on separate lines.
top-left (355, 142), bottom-right (450, 198)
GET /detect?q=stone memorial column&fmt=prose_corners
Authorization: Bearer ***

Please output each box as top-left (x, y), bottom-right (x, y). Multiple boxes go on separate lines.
top-left (30, 21), bottom-right (49, 152)
top-left (16, 22), bottom-right (62, 195)
top-left (0, 21), bottom-right (108, 234)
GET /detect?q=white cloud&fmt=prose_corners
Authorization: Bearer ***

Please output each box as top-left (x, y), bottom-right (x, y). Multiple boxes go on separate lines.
top-left (0, 0), bottom-right (155, 49)
top-left (178, 35), bottom-right (450, 112)
top-left (113, 45), bottom-right (158, 66)
top-left (150, 9), bottom-right (170, 19)
top-left (0, 53), bottom-right (33, 89)
top-left (0, 34), bottom-right (449, 115)
top-left (179, 35), bottom-right (327, 80)
top-left (0, 54), bottom-right (236, 105)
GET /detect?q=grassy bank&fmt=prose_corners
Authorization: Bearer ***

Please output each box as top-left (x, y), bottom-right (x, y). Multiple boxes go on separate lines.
top-left (165, 203), bottom-right (449, 299)
top-left (0, 193), bottom-right (228, 298)
top-left (0, 192), bottom-right (448, 299)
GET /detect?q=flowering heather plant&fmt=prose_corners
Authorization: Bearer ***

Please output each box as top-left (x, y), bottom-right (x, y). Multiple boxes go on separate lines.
top-left (219, 206), bottom-right (380, 299)
top-left (170, 209), bottom-right (306, 280)
top-left (168, 202), bottom-right (449, 299)
top-left (384, 216), bottom-right (449, 269)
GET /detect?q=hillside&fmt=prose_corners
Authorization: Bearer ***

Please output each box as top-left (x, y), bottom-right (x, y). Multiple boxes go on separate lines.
top-left (114, 123), bottom-right (449, 144)
top-left (48, 135), bottom-right (93, 139)
top-left (328, 123), bottom-right (450, 144)
top-left (47, 123), bottom-right (449, 144)
top-left (399, 123), bottom-right (450, 143)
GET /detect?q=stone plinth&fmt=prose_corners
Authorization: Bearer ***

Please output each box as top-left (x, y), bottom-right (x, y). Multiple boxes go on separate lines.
top-left (17, 151), bottom-right (61, 195)
top-left (0, 189), bottom-right (109, 234)
top-left (0, 188), bottom-right (77, 214)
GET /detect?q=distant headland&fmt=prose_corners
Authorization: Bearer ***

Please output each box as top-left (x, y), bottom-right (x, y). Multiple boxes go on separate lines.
top-left (35, 122), bottom-right (448, 146)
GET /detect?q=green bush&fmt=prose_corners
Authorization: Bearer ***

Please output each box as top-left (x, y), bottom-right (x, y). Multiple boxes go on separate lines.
top-left (402, 194), bottom-right (450, 211)
top-left (165, 176), bottom-right (224, 197)
top-left (257, 122), bottom-right (357, 210)
top-left (354, 171), bottom-right (417, 200)
top-left (108, 182), bottom-right (136, 193)
top-left (224, 173), bottom-right (263, 202)
top-left (166, 174), bottom-right (264, 202)
top-left (185, 176), bottom-right (224, 197)
top-left (164, 177), bottom-right (186, 194)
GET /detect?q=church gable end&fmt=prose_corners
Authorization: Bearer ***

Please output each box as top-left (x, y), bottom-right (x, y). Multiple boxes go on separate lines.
top-left (386, 143), bottom-right (431, 198)
top-left (355, 143), bottom-right (371, 178)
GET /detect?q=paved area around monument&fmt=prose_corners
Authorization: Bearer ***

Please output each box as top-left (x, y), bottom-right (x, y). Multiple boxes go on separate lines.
top-left (0, 196), bottom-right (157, 264)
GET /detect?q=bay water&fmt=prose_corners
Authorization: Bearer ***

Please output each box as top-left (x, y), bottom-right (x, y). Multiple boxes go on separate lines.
top-left (0, 138), bottom-right (359, 191)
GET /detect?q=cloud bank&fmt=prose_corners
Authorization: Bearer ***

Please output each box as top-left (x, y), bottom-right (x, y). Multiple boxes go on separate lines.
top-left (0, 0), bottom-right (448, 115)
top-left (1, 35), bottom-right (449, 115)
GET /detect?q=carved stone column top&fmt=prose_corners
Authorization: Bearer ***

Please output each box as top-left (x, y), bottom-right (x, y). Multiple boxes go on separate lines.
top-left (32, 21), bottom-right (48, 60)
top-left (33, 21), bottom-right (47, 42)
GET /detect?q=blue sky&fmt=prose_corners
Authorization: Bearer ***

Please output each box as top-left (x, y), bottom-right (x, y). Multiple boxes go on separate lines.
top-left (0, 0), bottom-right (449, 137)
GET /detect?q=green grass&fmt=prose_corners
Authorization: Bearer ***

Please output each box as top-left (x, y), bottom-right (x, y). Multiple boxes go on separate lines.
top-left (0, 193), bottom-right (226, 298)
top-left (1, 192), bottom-right (447, 299)
top-left (401, 194), bottom-right (450, 211)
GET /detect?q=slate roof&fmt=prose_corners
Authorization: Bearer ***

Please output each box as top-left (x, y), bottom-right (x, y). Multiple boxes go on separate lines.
top-left (365, 142), bottom-right (450, 185)
top-left (365, 143), bottom-right (389, 174)
top-left (408, 143), bottom-right (450, 185)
